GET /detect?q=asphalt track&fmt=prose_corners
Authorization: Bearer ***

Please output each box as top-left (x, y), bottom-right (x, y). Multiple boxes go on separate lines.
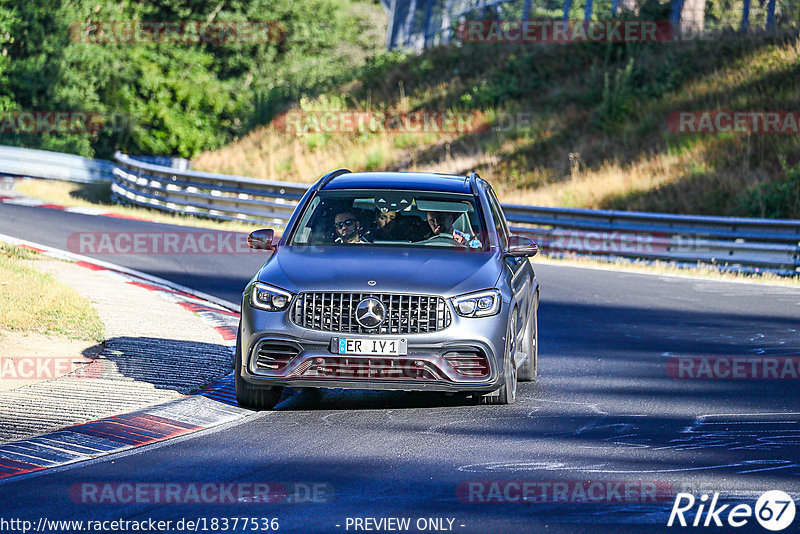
top-left (1, 202), bottom-right (800, 533)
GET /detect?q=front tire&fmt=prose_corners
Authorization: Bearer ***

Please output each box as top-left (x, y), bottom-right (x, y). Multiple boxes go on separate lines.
top-left (483, 314), bottom-right (517, 405)
top-left (235, 333), bottom-right (283, 410)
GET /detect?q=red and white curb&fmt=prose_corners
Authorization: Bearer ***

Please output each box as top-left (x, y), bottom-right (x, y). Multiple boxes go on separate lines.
top-left (0, 233), bottom-right (240, 314)
top-left (0, 396), bottom-right (247, 481)
top-left (0, 234), bottom-right (252, 482)
top-left (0, 193), bottom-right (154, 222)
top-left (0, 181), bottom-right (155, 223)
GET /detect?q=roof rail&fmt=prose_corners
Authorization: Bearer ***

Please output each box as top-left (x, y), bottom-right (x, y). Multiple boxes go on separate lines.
top-left (313, 168), bottom-right (351, 191)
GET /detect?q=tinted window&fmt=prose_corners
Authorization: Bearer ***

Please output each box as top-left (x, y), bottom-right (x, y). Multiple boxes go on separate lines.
top-left (290, 189), bottom-right (486, 250)
top-left (486, 188), bottom-right (509, 247)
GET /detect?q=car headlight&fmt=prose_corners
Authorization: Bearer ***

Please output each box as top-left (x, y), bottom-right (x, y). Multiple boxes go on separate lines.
top-left (451, 289), bottom-right (502, 317)
top-left (251, 282), bottom-right (293, 311)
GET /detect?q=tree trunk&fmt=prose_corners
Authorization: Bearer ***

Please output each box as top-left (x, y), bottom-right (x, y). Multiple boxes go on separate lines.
top-left (680, 0), bottom-right (706, 35)
top-left (618, 0), bottom-right (638, 16)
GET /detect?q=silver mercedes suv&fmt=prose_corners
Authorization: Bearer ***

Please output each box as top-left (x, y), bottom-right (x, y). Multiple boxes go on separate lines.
top-left (236, 170), bottom-right (540, 409)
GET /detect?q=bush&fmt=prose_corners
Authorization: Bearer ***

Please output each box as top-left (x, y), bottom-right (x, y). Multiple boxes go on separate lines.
top-left (1, 0), bottom-right (383, 158)
top-left (736, 164), bottom-right (800, 219)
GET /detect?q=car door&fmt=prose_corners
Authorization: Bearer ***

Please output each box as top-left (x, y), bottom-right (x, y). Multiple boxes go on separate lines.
top-left (486, 186), bottom-right (533, 356)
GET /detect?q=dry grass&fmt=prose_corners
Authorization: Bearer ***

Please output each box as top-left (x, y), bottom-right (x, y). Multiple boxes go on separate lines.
top-left (490, 151), bottom-right (688, 208)
top-left (193, 35), bottom-right (800, 215)
top-left (192, 107), bottom-right (713, 209)
top-left (0, 243), bottom-right (104, 341)
top-left (15, 179), bottom-right (264, 233)
top-left (193, 104), bottom-right (492, 184)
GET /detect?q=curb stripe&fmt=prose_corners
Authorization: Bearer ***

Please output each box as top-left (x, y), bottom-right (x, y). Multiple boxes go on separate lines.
top-left (72, 416), bottom-right (203, 446)
top-left (0, 445), bottom-right (76, 464)
top-left (178, 302), bottom-right (240, 317)
top-left (18, 244), bottom-right (47, 253)
top-left (0, 194), bottom-right (152, 222)
top-left (0, 411), bottom-right (209, 479)
top-left (0, 458), bottom-right (42, 478)
top-left (74, 260), bottom-right (108, 271)
top-left (0, 457), bottom-right (43, 470)
top-left (36, 432), bottom-right (129, 453)
top-left (114, 413), bottom-right (200, 431)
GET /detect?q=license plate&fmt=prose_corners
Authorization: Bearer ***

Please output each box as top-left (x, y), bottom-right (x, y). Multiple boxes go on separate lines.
top-left (331, 337), bottom-right (407, 356)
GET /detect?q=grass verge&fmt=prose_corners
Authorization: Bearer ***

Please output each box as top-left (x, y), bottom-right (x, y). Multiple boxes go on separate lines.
top-left (0, 243), bottom-right (105, 341)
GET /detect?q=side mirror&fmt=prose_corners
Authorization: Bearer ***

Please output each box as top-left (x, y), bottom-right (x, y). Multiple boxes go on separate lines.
top-left (506, 235), bottom-right (538, 257)
top-left (247, 229), bottom-right (276, 251)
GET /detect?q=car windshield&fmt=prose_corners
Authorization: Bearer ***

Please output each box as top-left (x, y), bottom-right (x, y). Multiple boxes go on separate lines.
top-left (289, 189), bottom-right (487, 250)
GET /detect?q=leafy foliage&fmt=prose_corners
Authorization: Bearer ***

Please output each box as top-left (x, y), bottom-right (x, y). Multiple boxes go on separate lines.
top-left (736, 164), bottom-right (800, 219)
top-left (0, 0), bottom-right (383, 158)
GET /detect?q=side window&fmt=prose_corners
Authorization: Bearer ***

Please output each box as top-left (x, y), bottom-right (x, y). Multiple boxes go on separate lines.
top-left (486, 188), bottom-right (509, 247)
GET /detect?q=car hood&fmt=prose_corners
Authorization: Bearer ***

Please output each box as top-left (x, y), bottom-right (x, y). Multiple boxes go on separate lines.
top-left (256, 246), bottom-right (502, 296)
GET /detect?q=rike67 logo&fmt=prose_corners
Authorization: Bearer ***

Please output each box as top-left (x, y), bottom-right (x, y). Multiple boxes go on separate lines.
top-left (668, 491), bottom-right (796, 531)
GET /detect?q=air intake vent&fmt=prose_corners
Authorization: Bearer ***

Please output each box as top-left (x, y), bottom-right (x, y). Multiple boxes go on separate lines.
top-left (443, 349), bottom-right (490, 378)
top-left (255, 341), bottom-right (300, 371)
top-left (291, 292), bottom-right (451, 334)
top-left (302, 357), bottom-right (442, 380)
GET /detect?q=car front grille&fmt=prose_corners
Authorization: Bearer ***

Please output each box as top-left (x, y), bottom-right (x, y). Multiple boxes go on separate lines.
top-left (291, 292), bottom-right (452, 334)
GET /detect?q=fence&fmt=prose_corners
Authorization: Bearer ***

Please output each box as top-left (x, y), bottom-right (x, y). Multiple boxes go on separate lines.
top-left (386, 0), bottom-right (797, 50)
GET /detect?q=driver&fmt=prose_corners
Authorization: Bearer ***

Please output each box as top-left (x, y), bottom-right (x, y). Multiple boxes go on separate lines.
top-left (425, 211), bottom-right (468, 245)
top-left (333, 211), bottom-right (368, 243)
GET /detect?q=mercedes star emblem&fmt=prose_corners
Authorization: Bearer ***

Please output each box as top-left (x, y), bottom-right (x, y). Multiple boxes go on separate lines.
top-left (355, 298), bottom-right (386, 328)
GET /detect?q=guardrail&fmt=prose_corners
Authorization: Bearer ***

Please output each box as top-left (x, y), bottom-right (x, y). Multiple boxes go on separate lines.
top-left (0, 145), bottom-right (114, 183)
top-left (113, 152), bottom-right (307, 225)
top-left (111, 151), bottom-right (800, 275)
top-left (505, 206), bottom-right (800, 273)
top-left (1, 145), bottom-right (797, 274)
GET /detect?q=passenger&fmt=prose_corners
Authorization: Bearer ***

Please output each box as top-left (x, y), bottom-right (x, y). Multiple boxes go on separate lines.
top-left (364, 210), bottom-right (399, 241)
top-left (425, 211), bottom-right (468, 245)
top-left (333, 211), bottom-right (368, 243)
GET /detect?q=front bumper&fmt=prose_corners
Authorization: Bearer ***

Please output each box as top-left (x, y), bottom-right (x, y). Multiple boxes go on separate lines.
top-left (239, 297), bottom-right (509, 393)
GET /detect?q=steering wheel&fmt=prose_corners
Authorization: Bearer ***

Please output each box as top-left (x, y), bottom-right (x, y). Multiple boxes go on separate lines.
top-left (416, 233), bottom-right (467, 248)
